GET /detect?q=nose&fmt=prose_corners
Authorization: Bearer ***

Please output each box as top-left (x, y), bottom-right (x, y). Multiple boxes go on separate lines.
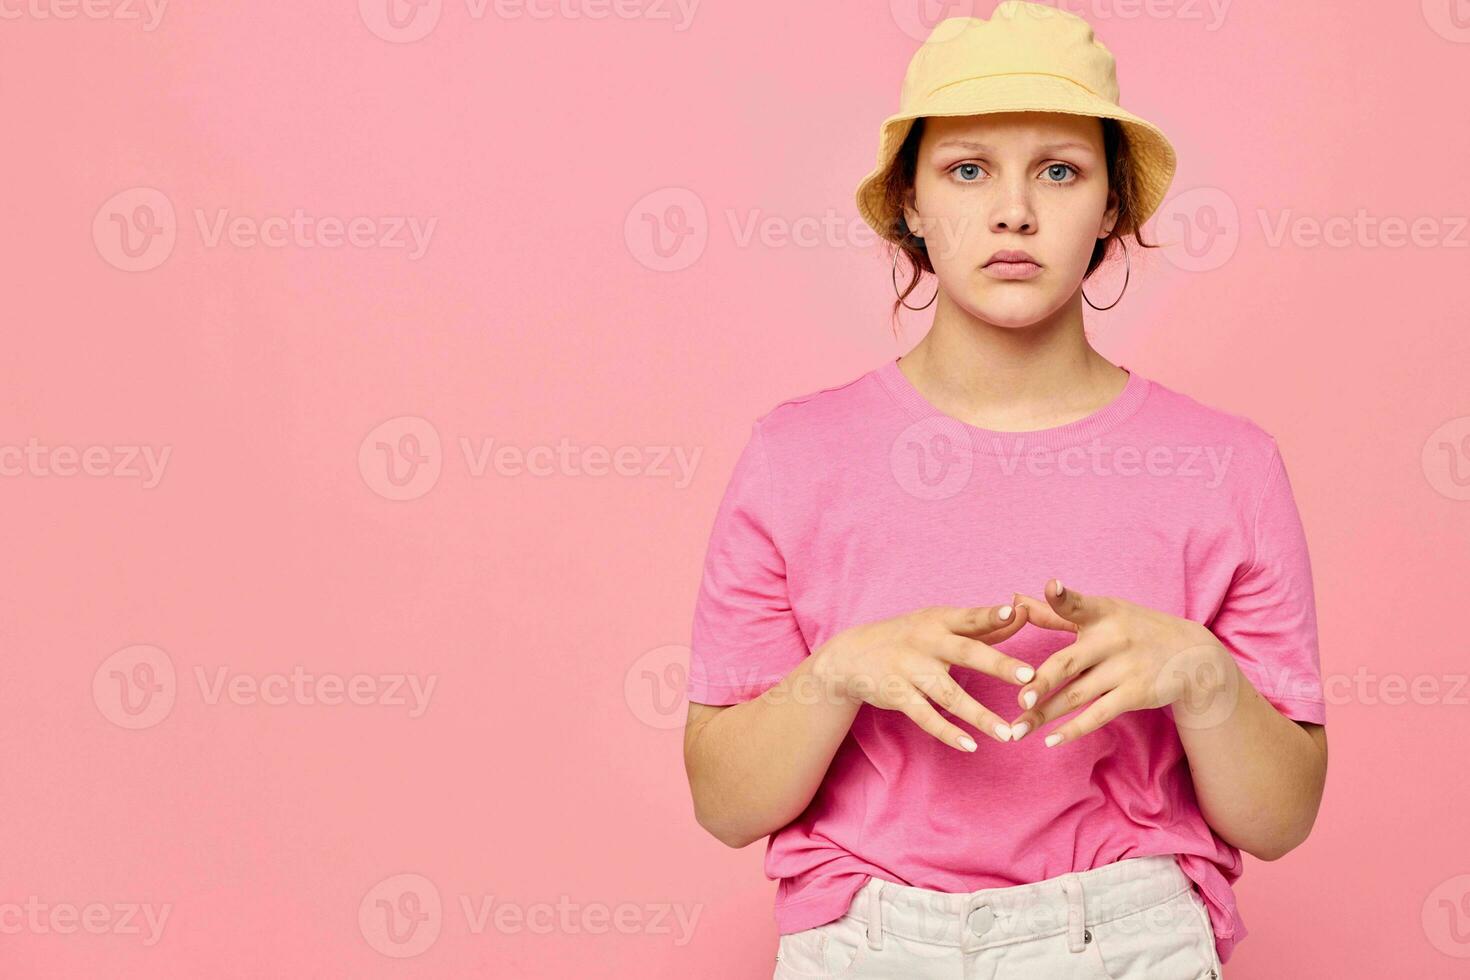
top-left (991, 206), bottom-right (1033, 233)
top-left (990, 177), bottom-right (1035, 233)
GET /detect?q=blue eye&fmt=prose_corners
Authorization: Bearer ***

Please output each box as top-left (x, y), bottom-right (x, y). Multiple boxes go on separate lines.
top-left (1044, 164), bottom-right (1077, 182)
top-left (954, 163), bottom-right (983, 182)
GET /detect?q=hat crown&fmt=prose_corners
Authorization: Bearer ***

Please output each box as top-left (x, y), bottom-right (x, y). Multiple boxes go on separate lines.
top-left (900, 1), bottom-right (1120, 109)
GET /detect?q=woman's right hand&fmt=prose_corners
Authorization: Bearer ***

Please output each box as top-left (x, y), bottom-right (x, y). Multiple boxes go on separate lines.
top-left (811, 603), bottom-right (1036, 751)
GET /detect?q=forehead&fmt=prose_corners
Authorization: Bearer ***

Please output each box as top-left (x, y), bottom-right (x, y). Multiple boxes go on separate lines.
top-left (920, 111), bottom-right (1103, 152)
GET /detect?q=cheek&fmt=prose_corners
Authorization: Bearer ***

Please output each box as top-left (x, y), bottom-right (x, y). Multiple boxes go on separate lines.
top-left (912, 184), bottom-right (983, 262)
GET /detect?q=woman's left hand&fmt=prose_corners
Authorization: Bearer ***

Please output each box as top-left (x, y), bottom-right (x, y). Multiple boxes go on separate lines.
top-left (1004, 579), bottom-right (1237, 746)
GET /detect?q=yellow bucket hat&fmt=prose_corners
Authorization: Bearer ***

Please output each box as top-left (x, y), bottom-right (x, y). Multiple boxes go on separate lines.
top-left (855, 1), bottom-right (1177, 244)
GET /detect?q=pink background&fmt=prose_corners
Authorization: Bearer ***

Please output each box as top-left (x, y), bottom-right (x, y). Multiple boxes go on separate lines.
top-left (2, 1), bottom-right (1468, 976)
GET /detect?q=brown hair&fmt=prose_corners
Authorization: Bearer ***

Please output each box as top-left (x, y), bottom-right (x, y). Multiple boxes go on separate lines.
top-left (881, 116), bottom-right (1160, 333)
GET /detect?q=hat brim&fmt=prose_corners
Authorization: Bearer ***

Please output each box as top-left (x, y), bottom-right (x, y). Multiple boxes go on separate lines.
top-left (855, 73), bottom-right (1176, 244)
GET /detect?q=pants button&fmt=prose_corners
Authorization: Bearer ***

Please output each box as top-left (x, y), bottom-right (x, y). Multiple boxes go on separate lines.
top-left (967, 905), bottom-right (994, 937)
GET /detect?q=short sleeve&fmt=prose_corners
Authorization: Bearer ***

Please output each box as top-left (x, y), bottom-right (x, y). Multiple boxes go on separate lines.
top-left (1208, 443), bottom-right (1327, 724)
top-left (685, 422), bottom-right (810, 705)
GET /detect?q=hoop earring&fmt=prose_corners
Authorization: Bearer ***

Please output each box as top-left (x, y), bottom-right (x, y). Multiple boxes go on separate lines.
top-left (1082, 237), bottom-right (1129, 311)
top-left (891, 233), bottom-right (937, 311)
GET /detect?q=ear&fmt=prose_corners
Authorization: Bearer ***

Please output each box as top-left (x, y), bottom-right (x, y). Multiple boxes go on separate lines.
top-left (901, 189), bottom-right (923, 240)
top-left (1100, 187), bottom-right (1120, 238)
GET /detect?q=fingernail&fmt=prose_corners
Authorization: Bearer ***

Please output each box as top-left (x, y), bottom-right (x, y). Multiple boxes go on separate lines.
top-left (1015, 665), bottom-right (1035, 683)
top-left (1023, 690), bottom-right (1038, 710)
top-left (959, 735), bottom-right (978, 752)
top-left (1045, 733), bottom-right (1063, 748)
top-left (1010, 722), bottom-right (1030, 740)
top-left (998, 605), bottom-right (1013, 622)
top-left (1054, 580), bottom-right (1066, 598)
top-left (994, 723), bottom-right (1012, 742)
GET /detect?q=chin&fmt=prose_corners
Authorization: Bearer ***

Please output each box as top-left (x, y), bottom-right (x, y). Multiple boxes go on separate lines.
top-left (960, 297), bottom-right (1059, 330)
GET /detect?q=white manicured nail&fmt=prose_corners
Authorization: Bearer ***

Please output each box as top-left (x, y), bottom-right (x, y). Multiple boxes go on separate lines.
top-left (1010, 722), bottom-right (1030, 740)
top-left (998, 605), bottom-right (1013, 621)
top-left (1045, 733), bottom-right (1063, 748)
top-left (1015, 665), bottom-right (1035, 683)
top-left (1055, 580), bottom-right (1066, 598)
top-left (1023, 690), bottom-right (1038, 710)
top-left (958, 735), bottom-right (978, 752)
top-left (994, 723), bottom-right (1012, 741)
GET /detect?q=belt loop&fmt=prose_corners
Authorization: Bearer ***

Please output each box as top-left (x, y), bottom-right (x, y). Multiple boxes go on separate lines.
top-left (1060, 875), bottom-right (1087, 953)
top-left (865, 880), bottom-right (885, 950)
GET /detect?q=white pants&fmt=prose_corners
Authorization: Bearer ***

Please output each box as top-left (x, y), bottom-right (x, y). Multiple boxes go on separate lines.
top-left (773, 854), bottom-right (1223, 979)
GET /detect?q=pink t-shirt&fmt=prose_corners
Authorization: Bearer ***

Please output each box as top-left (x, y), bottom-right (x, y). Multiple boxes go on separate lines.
top-left (686, 358), bottom-right (1326, 966)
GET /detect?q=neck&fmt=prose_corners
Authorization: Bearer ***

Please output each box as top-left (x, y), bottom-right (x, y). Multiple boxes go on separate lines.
top-left (896, 289), bottom-right (1128, 431)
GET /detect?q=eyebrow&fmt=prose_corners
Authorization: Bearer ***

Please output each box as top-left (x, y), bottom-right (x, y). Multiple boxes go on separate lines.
top-left (934, 139), bottom-right (1095, 155)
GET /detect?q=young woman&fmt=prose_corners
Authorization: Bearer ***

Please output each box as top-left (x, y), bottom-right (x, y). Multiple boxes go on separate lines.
top-left (682, 4), bottom-right (1327, 977)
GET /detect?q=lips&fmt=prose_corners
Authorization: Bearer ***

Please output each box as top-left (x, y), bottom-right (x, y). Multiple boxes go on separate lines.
top-left (984, 249), bottom-right (1039, 267)
top-left (981, 249), bottom-right (1043, 281)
